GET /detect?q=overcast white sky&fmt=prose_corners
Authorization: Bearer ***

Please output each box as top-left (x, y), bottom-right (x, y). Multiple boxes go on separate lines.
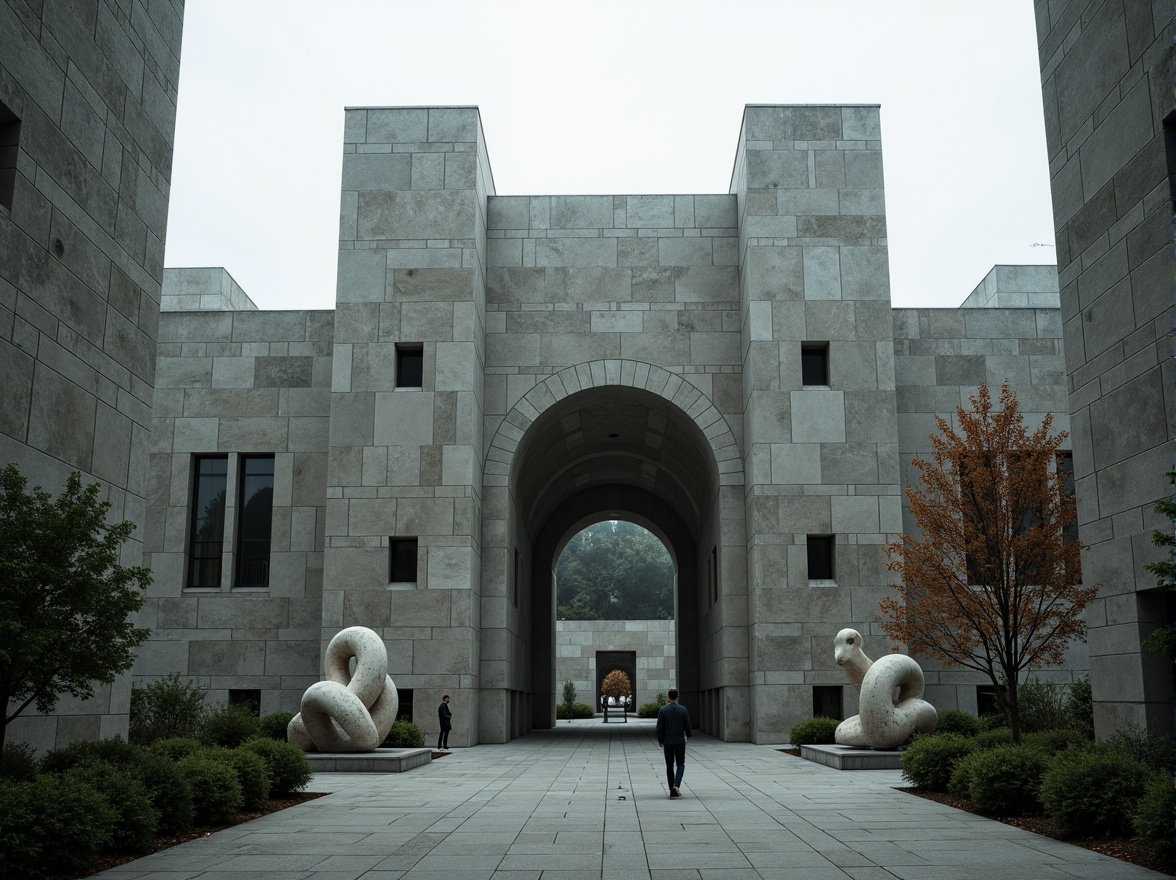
top-left (164, 1), bottom-right (1057, 312)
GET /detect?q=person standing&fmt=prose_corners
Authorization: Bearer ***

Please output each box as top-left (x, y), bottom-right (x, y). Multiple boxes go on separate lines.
top-left (656, 687), bottom-right (691, 798)
top-left (437, 694), bottom-right (452, 750)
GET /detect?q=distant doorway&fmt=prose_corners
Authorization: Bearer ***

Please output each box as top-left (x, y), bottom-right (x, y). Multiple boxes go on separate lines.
top-left (596, 651), bottom-right (637, 713)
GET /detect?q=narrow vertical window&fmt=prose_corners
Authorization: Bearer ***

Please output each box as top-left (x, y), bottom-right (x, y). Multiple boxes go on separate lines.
top-left (236, 456), bottom-right (274, 587)
top-left (390, 537), bottom-right (418, 583)
top-left (396, 343), bottom-right (423, 388)
top-left (807, 535), bottom-right (835, 581)
top-left (0, 100), bottom-right (19, 211)
top-left (188, 456), bottom-right (228, 587)
top-left (513, 547), bottom-right (520, 607)
top-left (802, 343), bottom-right (829, 386)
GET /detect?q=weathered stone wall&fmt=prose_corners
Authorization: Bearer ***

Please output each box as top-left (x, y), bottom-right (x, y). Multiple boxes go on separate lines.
top-left (555, 620), bottom-right (676, 709)
top-left (1, 0), bottom-right (185, 749)
top-left (1033, 0), bottom-right (1175, 735)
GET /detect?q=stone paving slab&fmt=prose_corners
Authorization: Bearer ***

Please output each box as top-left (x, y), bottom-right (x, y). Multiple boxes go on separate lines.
top-left (91, 718), bottom-right (1166, 879)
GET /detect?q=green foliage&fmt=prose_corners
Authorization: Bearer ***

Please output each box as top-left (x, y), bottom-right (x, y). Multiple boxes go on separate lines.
top-left (638, 702), bottom-right (660, 718)
top-left (0, 773), bottom-right (115, 876)
top-left (557, 702), bottom-right (596, 719)
top-left (655, 692), bottom-right (668, 707)
top-left (40, 735), bottom-right (138, 773)
top-left (130, 749), bottom-right (194, 835)
top-left (130, 673), bottom-right (209, 744)
top-left (1142, 468), bottom-right (1176, 654)
top-left (1019, 728), bottom-right (1089, 754)
top-left (203, 747), bottom-right (269, 811)
top-left (948, 749), bottom-right (985, 798)
top-left (973, 727), bottom-right (1014, 750)
top-left (151, 737), bottom-right (204, 762)
top-left (382, 720), bottom-right (425, 748)
top-left (0, 742), bottom-right (37, 782)
top-left (935, 710), bottom-right (981, 737)
top-left (1015, 678), bottom-right (1076, 734)
top-left (176, 753), bottom-right (244, 825)
top-left (901, 734), bottom-right (976, 791)
top-left (241, 737), bottom-right (311, 797)
top-left (1040, 748), bottom-right (1150, 838)
top-left (1102, 724), bottom-right (1176, 773)
top-left (788, 717), bottom-right (840, 746)
top-left (260, 711), bottom-right (295, 741)
top-left (64, 761), bottom-right (159, 853)
top-left (964, 745), bottom-right (1049, 815)
top-left (201, 702), bottom-right (262, 748)
top-left (979, 713), bottom-right (1009, 732)
top-left (562, 681), bottom-right (578, 721)
top-left (0, 465), bottom-right (152, 751)
top-left (1066, 674), bottom-right (1093, 734)
top-left (1133, 773), bottom-right (1176, 853)
top-left (555, 520), bottom-right (674, 619)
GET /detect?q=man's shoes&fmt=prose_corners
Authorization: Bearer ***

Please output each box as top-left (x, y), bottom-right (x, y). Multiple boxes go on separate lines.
top-left (670, 787), bottom-right (681, 798)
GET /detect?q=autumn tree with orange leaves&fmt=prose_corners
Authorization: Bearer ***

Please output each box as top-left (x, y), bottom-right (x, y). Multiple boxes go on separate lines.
top-left (879, 383), bottom-right (1096, 742)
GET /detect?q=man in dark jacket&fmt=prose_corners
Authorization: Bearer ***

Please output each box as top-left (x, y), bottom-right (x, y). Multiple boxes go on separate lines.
top-left (655, 688), bottom-right (691, 797)
top-left (437, 694), bottom-right (452, 750)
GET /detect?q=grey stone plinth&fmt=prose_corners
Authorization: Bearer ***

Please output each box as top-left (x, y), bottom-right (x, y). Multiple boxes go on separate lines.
top-left (304, 747), bottom-right (432, 773)
top-left (799, 743), bottom-right (903, 770)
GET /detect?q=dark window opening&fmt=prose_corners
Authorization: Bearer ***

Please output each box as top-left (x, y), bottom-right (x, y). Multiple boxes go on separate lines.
top-left (807, 535), bottom-right (834, 580)
top-left (397, 688), bottom-right (414, 722)
top-left (236, 456), bottom-right (274, 587)
top-left (390, 537), bottom-right (418, 582)
top-left (802, 343), bottom-right (829, 386)
top-left (512, 547), bottom-right (520, 607)
top-left (188, 456), bottom-right (228, 587)
top-left (709, 546), bottom-right (719, 606)
top-left (1164, 112), bottom-right (1176, 206)
top-left (228, 689), bottom-right (261, 716)
top-left (396, 344), bottom-right (423, 388)
top-left (812, 685), bottom-right (843, 720)
top-left (976, 684), bottom-right (1005, 718)
top-left (0, 101), bottom-right (19, 211)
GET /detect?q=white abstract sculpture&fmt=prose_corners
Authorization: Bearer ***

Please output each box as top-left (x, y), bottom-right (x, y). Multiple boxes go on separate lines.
top-left (288, 626), bottom-right (398, 752)
top-left (833, 628), bottom-right (937, 749)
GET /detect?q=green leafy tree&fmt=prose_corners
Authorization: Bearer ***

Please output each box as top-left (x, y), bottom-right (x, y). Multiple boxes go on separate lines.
top-left (0, 464), bottom-right (152, 752)
top-left (1142, 468), bottom-right (1176, 655)
top-left (561, 680), bottom-right (577, 723)
top-left (556, 521), bottom-right (673, 619)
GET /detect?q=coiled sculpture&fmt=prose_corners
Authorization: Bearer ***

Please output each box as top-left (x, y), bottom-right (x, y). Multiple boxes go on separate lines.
top-left (833, 628), bottom-right (937, 749)
top-left (288, 626), bottom-right (398, 752)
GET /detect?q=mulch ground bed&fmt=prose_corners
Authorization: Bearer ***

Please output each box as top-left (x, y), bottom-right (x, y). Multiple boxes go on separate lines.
top-left (776, 750), bottom-right (1172, 876)
top-left (52, 791), bottom-right (329, 880)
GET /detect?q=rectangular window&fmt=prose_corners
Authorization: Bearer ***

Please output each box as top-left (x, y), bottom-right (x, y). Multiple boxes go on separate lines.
top-left (807, 535), bottom-right (835, 581)
top-left (188, 456), bottom-right (228, 587)
top-left (228, 689), bottom-right (261, 716)
top-left (801, 343), bottom-right (829, 386)
top-left (396, 343), bottom-right (423, 388)
top-left (512, 548), bottom-right (520, 607)
top-left (236, 455), bottom-right (274, 587)
top-left (812, 685), bottom-right (843, 720)
top-left (976, 684), bottom-right (1004, 718)
top-left (390, 537), bottom-right (418, 583)
top-left (0, 100), bottom-right (19, 211)
top-left (709, 546), bottom-right (719, 606)
top-left (397, 688), bottom-right (414, 723)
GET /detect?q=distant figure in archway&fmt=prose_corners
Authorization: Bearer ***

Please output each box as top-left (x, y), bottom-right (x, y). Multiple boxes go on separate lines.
top-left (656, 688), bottom-right (691, 798)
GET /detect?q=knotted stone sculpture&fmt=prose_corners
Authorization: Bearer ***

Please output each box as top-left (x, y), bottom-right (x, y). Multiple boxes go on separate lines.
top-left (288, 626), bottom-right (398, 752)
top-left (833, 628), bottom-right (937, 749)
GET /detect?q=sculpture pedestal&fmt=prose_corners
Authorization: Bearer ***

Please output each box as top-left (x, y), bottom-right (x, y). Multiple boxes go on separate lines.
top-left (799, 744), bottom-right (903, 771)
top-left (304, 747), bottom-right (432, 773)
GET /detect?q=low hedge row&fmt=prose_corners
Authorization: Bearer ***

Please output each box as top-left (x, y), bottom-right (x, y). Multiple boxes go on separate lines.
top-left (0, 735), bottom-right (312, 879)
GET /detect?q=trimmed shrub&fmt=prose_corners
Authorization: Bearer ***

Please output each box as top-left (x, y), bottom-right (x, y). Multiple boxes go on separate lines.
top-left (0, 742), bottom-right (38, 783)
top-left (637, 702), bottom-right (659, 718)
top-left (203, 747), bottom-right (270, 811)
top-left (973, 727), bottom-right (1014, 750)
top-left (965, 745), bottom-right (1049, 815)
top-left (383, 720), bottom-right (426, 748)
top-left (129, 673), bottom-right (209, 745)
top-left (201, 703), bottom-right (262, 748)
top-left (789, 717), bottom-right (840, 746)
top-left (948, 749), bottom-right (986, 798)
top-left (1103, 725), bottom-right (1176, 773)
top-left (935, 710), bottom-right (981, 738)
top-left (1133, 773), bottom-right (1176, 854)
top-left (901, 734), bottom-right (976, 791)
top-left (151, 736), bottom-right (204, 762)
top-left (1066, 675), bottom-right (1093, 735)
top-left (979, 714), bottom-right (1008, 732)
top-left (1016, 678), bottom-right (1072, 734)
top-left (1040, 748), bottom-right (1149, 838)
top-left (241, 737), bottom-right (312, 797)
top-left (63, 762), bottom-right (159, 853)
top-left (176, 753), bottom-right (244, 825)
top-left (1020, 728), bottom-right (1088, 754)
top-left (260, 711), bottom-right (295, 741)
top-left (0, 774), bottom-right (115, 876)
top-left (557, 702), bottom-right (595, 719)
top-left (131, 749), bottom-right (194, 835)
top-left (40, 736), bottom-right (138, 774)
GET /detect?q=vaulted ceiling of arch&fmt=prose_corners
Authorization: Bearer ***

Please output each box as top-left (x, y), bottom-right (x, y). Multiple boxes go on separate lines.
top-left (512, 386), bottom-right (718, 537)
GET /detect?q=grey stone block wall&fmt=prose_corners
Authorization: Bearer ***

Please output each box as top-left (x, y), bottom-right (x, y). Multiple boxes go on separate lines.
top-left (1034, 2), bottom-right (1175, 735)
top-left (555, 620), bottom-right (676, 708)
top-left (162, 267), bottom-right (258, 312)
top-left (139, 301), bottom-right (333, 714)
top-left (1, 0), bottom-right (185, 750)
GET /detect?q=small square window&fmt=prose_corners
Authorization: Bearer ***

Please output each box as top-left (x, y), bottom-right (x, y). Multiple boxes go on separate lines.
top-left (0, 100), bottom-right (19, 212)
top-left (228, 689), bottom-right (261, 716)
top-left (390, 537), bottom-right (418, 583)
top-left (802, 344), bottom-right (829, 386)
top-left (807, 535), bottom-right (834, 581)
top-left (812, 685), bottom-right (843, 720)
top-left (396, 344), bottom-right (423, 388)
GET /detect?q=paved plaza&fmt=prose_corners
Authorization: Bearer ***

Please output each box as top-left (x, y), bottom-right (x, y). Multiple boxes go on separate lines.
top-left (91, 719), bottom-right (1164, 880)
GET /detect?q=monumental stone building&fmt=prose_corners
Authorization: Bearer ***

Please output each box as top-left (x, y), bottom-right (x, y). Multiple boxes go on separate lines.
top-left (1, 3), bottom-right (1168, 751)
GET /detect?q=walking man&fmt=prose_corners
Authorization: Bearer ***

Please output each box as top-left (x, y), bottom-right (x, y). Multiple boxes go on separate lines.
top-left (656, 687), bottom-right (691, 798)
top-left (437, 694), bottom-right (452, 750)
